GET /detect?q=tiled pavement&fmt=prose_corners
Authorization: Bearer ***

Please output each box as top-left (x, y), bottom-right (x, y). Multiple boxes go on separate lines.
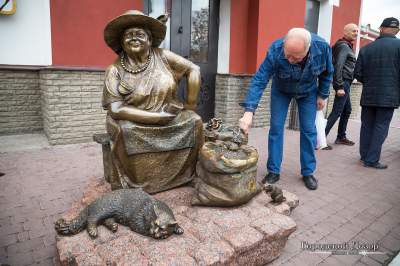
top-left (257, 119), bottom-right (400, 266)
top-left (0, 116), bottom-right (399, 265)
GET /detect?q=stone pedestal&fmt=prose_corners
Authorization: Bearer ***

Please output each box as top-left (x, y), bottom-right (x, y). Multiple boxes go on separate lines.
top-left (56, 178), bottom-right (299, 266)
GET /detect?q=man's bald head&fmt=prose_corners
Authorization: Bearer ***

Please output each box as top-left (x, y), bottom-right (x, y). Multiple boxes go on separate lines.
top-left (343, 23), bottom-right (359, 42)
top-left (284, 28), bottom-right (311, 64)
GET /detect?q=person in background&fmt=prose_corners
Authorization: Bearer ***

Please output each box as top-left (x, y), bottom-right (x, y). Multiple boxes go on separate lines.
top-left (354, 17), bottom-right (400, 169)
top-left (325, 23), bottom-right (359, 148)
top-left (239, 28), bottom-right (333, 190)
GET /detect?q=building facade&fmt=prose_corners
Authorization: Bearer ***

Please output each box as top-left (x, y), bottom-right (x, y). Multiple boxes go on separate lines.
top-left (359, 24), bottom-right (380, 48)
top-left (0, 0), bottom-right (363, 144)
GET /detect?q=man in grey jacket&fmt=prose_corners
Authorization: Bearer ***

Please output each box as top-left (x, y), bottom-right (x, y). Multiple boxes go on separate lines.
top-left (354, 17), bottom-right (400, 169)
top-left (325, 23), bottom-right (359, 147)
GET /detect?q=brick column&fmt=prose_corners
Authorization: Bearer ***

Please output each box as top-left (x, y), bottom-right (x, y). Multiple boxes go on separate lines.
top-left (40, 69), bottom-right (106, 145)
top-left (215, 74), bottom-right (271, 128)
top-left (0, 69), bottom-right (42, 135)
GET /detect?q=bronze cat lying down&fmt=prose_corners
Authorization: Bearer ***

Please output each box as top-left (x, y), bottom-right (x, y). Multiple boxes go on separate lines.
top-left (55, 188), bottom-right (183, 239)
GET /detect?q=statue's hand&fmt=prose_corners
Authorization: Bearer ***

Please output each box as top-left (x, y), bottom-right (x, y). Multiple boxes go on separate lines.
top-left (157, 111), bottom-right (176, 125)
top-left (164, 101), bottom-right (184, 114)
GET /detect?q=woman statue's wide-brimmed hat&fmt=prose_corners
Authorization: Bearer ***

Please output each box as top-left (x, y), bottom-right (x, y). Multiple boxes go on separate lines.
top-left (104, 10), bottom-right (166, 54)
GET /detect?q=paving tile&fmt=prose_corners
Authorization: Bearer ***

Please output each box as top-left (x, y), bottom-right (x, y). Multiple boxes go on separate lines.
top-left (286, 251), bottom-right (325, 265)
top-left (43, 233), bottom-right (56, 247)
top-left (355, 230), bottom-right (384, 247)
top-left (350, 212), bottom-right (377, 229)
top-left (0, 221), bottom-right (25, 238)
top-left (352, 260), bottom-right (368, 266)
top-left (328, 226), bottom-right (357, 242)
top-left (313, 221), bottom-right (337, 237)
top-left (359, 256), bottom-right (383, 266)
top-left (318, 255), bottom-right (344, 266)
top-left (367, 220), bottom-right (396, 239)
top-left (296, 227), bottom-right (325, 243)
top-left (389, 225), bottom-right (400, 240)
top-left (0, 246), bottom-right (7, 259)
top-left (32, 245), bottom-right (56, 263)
top-left (1, 250), bottom-right (35, 266)
top-left (335, 253), bottom-right (363, 265)
top-left (339, 223), bottom-right (365, 238)
top-left (366, 246), bottom-right (394, 265)
top-left (0, 234), bottom-right (18, 247)
top-left (366, 202), bottom-right (393, 218)
top-left (36, 257), bottom-right (55, 266)
top-left (318, 234), bottom-right (342, 246)
top-left (378, 234), bottom-right (400, 253)
top-left (335, 207), bottom-right (359, 221)
top-left (6, 237), bottom-right (45, 256)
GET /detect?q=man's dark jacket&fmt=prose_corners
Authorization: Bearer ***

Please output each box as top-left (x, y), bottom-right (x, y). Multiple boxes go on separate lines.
top-left (332, 39), bottom-right (356, 90)
top-left (354, 34), bottom-right (400, 108)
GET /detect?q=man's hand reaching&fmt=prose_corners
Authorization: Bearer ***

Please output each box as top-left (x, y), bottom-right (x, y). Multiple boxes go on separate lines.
top-left (239, 112), bottom-right (254, 135)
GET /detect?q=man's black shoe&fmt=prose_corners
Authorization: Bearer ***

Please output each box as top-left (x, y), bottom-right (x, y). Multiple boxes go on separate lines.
top-left (262, 173), bottom-right (280, 184)
top-left (302, 175), bottom-right (318, 190)
top-left (364, 162), bottom-right (388, 169)
top-left (335, 138), bottom-right (355, 146)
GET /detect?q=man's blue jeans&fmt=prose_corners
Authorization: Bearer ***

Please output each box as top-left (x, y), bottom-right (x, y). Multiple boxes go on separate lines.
top-left (267, 87), bottom-right (317, 176)
top-left (325, 80), bottom-right (352, 139)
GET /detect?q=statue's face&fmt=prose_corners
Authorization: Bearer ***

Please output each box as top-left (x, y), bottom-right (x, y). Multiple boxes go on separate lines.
top-left (121, 27), bottom-right (151, 54)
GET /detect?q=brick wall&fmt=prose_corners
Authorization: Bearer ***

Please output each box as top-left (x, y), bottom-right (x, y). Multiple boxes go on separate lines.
top-left (0, 69), bottom-right (42, 135)
top-left (40, 69), bottom-right (106, 145)
top-left (0, 69), bottom-right (363, 145)
top-left (215, 74), bottom-right (363, 128)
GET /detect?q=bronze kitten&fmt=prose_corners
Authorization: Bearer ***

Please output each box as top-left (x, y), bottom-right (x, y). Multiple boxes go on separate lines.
top-left (264, 184), bottom-right (286, 204)
top-left (55, 188), bottom-right (183, 239)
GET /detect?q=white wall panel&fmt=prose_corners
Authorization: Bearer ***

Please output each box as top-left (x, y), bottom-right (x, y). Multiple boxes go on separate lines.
top-left (0, 0), bottom-right (52, 65)
top-left (217, 0), bottom-right (230, 74)
top-left (318, 0), bottom-right (334, 43)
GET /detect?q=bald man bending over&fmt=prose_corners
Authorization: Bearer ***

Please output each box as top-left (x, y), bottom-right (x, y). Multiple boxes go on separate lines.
top-left (325, 23), bottom-right (359, 147)
top-left (239, 28), bottom-right (333, 190)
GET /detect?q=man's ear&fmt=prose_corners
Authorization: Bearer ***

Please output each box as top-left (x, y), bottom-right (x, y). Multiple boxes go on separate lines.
top-left (157, 13), bottom-right (169, 25)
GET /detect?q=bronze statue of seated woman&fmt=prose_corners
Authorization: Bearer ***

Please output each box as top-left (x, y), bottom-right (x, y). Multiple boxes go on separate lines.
top-left (101, 10), bottom-right (203, 193)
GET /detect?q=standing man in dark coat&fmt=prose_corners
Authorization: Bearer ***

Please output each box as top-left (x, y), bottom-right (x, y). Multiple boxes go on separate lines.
top-left (325, 23), bottom-right (359, 147)
top-left (354, 17), bottom-right (400, 169)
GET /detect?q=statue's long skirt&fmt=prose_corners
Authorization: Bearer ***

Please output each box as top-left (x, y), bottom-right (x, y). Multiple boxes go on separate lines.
top-left (106, 110), bottom-right (203, 194)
